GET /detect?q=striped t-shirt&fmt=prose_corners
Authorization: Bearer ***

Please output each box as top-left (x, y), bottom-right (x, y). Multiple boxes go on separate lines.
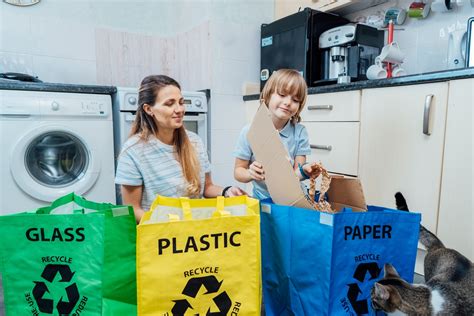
top-left (115, 131), bottom-right (211, 211)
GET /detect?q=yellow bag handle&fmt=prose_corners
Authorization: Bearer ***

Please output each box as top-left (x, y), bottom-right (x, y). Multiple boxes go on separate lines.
top-left (212, 196), bottom-right (231, 218)
top-left (144, 195), bottom-right (260, 225)
top-left (179, 197), bottom-right (193, 221)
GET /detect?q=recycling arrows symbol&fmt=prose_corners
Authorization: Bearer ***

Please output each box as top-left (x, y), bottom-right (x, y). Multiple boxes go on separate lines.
top-left (32, 264), bottom-right (80, 314)
top-left (347, 262), bottom-right (381, 315)
top-left (172, 275), bottom-right (231, 316)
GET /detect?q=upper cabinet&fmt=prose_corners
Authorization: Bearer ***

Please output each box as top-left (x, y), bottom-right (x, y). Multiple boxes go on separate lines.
top-left (358, 82), bottom-right (449, 233)
top-left (274, 0), bottom-right (389, 20)
top-left (437, 79), bottom-right (473, 261)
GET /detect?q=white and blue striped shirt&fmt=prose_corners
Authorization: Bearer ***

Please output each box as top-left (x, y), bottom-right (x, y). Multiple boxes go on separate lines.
top-left (115, 131), bottom-right (211, 211)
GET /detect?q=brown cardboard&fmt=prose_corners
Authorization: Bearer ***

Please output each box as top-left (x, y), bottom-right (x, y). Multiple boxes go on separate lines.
top-left (327, 177), bottom-right (367, 212)
top-left (247, 104), bottom-right (367, 212)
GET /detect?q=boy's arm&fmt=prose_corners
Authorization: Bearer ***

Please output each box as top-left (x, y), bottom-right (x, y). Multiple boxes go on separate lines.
top-left (294, 155), bottom-right (308, 181)
top-left (234, 158), bottom-right (252, 183)
top-left (235, 158), bottom-right (266, 183)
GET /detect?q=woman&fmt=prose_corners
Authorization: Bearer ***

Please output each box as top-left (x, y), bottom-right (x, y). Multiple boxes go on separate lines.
top-left (115, 75), bottom-right (245, 222)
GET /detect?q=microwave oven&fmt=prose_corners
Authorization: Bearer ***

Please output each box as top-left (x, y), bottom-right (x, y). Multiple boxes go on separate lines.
top-left (260, 8), bottom-right (349, 89)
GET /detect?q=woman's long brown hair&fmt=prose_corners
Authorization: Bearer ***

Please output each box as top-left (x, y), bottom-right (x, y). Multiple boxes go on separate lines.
top-left (130, 75), bottom-right (201, 197)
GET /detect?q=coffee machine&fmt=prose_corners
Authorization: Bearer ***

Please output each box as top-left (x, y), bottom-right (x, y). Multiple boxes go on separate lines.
top-left (319, 23), bottom-right (384, 83)
top-left (260, 8), bottom-right (349, 89)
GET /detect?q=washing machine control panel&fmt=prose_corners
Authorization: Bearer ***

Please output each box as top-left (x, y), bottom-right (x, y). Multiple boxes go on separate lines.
top-left (38, 96), bottom-right (110, 117)
top-left (81, 101), bottom-right (106, 115)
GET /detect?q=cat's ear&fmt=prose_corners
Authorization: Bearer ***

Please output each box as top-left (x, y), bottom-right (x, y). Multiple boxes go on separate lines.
top-left (384, 263), bottom-right (400, 278)
top-left (373, 283), bottom-right (390, 300)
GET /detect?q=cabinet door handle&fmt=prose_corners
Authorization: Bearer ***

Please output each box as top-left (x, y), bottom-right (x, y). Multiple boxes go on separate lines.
top-left (423, 94), bottom-right (434, 136)
top-left (311, 144), bottom-right (332, 151)
top-left (308, 105), bottom-right (333, 111)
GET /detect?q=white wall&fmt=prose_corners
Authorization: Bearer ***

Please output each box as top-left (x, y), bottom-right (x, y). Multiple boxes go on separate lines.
top-left (344, 0), bottom-right (474, 74)
top-left (0, 0), bottom-right (273, 188)
top-left (208, 1), bottom-right (274, 187)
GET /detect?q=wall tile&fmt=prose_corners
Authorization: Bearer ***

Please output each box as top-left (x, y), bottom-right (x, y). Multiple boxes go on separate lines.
top-left (213, 58), bottom-right (260, 95)
top-left (210, 93), bottom-right (247, 131)
top-left (345, 0), bottom-right (474, 74)
top-left (0, 52), bottom-right (34, 75)
top-left (212, 20), bottom-right (261, 61)
top-left (30, 16), bottom-right (96, 61)
top-left (210, 128), bottom-right (241, 164)
top-left (0, 7), bottom-right (33, 54)
top-left (32, 56), bottom-right (97, 84)
top-left (210, 163), bottom-right (240, 187)
top-left (95, 28), bottom-right (113, 85)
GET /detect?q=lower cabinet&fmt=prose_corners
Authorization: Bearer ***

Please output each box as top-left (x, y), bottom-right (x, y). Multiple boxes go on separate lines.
top-left (305, 122), bottom-right (359, 176)
top-left (437, 79), bottom-right (474, 261)
top-left (358, 82), bottom-right (449, 275)
top-left (359, 82), bottom-right (449, 233)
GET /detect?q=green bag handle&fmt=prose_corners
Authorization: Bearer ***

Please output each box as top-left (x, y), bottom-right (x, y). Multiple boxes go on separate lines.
top-left (35, 192), bottom-right (131, 217)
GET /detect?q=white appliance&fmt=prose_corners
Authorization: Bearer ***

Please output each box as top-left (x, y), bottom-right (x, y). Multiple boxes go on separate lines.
top-left (112, 87), bottom-right (209, 203)
top-left (113, 87), bottom-right (208, 155)
top-left (447, 28), bottom-right (467, 69)
top-left (0, 90), bottom-right (116, 214)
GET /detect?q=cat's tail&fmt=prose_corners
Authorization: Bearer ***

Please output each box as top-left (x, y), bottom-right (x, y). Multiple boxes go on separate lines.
top-left (395, 192), bottom-right (444, 251)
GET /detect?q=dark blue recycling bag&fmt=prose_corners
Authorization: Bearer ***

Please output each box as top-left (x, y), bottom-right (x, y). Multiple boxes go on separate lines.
top-left (260, 200), bottom-right (421, 316)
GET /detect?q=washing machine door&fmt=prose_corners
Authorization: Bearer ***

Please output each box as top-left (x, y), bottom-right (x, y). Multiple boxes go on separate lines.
top-left (11, 125), bottom-right (100, 202)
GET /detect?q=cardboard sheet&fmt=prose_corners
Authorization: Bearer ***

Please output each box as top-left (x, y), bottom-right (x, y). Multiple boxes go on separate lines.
top-left (247, 104), bottom-right (367, 212)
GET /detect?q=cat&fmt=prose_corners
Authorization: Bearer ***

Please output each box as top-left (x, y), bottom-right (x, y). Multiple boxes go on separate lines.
top-left (370, 192), bottom-right (473, 316)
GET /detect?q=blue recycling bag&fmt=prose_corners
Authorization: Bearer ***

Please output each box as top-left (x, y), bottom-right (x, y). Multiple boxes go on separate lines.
top-left (260, 200), bottom-right (421, 316)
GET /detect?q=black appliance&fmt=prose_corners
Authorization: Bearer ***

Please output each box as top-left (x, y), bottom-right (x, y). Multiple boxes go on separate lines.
top-left (319, 23), bottom-right (384, 83)
top-left (260, 8), bottom-right (349, 89)
top-left (466, 17), bottom-right (474, 68)
top-left (0, 72), bottom-right (42, 82)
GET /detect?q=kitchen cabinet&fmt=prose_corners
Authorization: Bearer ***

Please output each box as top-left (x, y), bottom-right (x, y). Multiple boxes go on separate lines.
top-left (358, 82), bottom-right (449, 275)
top-left (437, 79), bottom-right (473, 261)
top-left (359, 82), bottom-right (448, 234)
top-left (301, 91), bottom-right (361, 176)
top-left (274, 0), bottom-right (387, 20)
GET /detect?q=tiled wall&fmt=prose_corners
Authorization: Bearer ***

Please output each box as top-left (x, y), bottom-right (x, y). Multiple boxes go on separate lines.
top-left (95, 22), bottom-right (211, 90)
top-left (0, 0), bottom-right (273, 189)
top-left (345, 0), bottom-right (473, 74)
top-left (208, 1), bottom-right (274, 187)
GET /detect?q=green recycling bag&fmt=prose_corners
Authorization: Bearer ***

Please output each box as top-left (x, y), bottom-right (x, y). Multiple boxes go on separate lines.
top-left (0, 193), bottom-right (137, 315)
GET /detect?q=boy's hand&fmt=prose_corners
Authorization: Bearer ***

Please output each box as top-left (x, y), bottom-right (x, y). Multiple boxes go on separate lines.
top-left (248, 161), bottom-right (265, 181)
top-left (302, 162), bottom-right (322, 179)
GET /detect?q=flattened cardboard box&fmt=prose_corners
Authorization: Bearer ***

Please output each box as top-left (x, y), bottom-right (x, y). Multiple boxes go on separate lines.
top-left (247, 104), bottom-right (367, 212)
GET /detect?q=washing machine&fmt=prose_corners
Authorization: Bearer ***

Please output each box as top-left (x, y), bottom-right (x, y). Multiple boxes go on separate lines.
top-left (0, 90), bottom-right (116, 214)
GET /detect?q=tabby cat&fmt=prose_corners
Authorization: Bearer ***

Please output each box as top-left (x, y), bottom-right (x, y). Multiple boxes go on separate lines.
top-left (370, 192), bottom-right (473, 315)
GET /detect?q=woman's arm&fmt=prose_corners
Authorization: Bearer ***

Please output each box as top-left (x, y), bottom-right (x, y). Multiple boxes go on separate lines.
top-left (203, 173), bottom-right (246, 198)
top-left (121, 184), bottom-right (145, 223)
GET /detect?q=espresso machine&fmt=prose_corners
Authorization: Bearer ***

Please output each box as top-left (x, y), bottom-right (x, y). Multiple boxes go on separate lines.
top-left (319, 23), bottom-right (384, 83)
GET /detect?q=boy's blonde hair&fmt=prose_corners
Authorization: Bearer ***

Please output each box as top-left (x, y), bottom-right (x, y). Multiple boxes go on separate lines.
top-left (260, 69), bottom-right (308, 124)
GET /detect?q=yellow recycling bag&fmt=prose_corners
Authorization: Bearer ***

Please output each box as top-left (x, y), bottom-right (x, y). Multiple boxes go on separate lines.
top-left (137, 195), bottom-right (261, 316)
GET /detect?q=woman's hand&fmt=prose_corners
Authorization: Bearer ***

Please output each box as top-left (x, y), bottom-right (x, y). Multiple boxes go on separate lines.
top-left (302, 162), bottom-right (322, 179)
top-left (248, 161), bottom-right (265, 181)
top-left (225, 186), bottom-right (248, 197)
